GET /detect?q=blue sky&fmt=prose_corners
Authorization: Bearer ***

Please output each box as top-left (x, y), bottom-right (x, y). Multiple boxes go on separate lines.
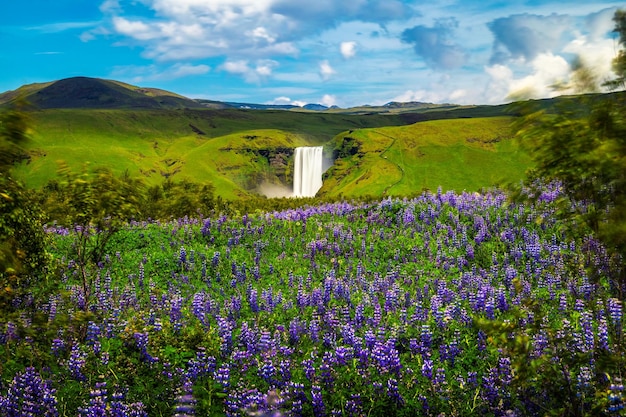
top-left (0, 0), bottom-right (624, 107)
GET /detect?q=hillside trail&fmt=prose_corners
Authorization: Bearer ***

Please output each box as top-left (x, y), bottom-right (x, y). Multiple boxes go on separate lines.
top-left (372, 130), bottom-right (405, 195)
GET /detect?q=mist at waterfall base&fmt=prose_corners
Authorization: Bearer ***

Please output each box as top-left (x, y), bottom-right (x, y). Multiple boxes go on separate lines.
top-left (257, 146), bottom-right (329, 198)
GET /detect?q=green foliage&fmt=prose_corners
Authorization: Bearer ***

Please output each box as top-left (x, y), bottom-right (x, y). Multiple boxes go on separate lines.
top-left (605, 9), bottom-right (626, 91)
top-left (0, 97), bottom-right (31, 173)
top-left (0, 101), bottom-right (50, 313)
top-left (0, 177), bottom-right (50, 311)
top-left (513, 85), bottom-right (626, 296)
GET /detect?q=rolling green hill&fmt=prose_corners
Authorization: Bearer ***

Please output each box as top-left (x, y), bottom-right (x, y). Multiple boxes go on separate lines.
top-left (1, 76), bottom-right (551, 199)
top-left (0, 77), bottom-right (204, 110)
top-left (321, 116), bottom-right (530, 197)
top-left (12, 108), bottom-right (424, 199)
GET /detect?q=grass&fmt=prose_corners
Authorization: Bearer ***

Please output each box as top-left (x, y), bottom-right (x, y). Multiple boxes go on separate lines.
top-left (321, 116), bottom-right (531, 197)
top-left (13, 108), bottom-right (531, 200)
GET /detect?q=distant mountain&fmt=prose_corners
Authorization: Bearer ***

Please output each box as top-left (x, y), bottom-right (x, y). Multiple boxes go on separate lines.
top-left (195, 99), bottom-right (299, 110)
top-left (0, 76), bottom-right (464, 113)
top-left (383, 101), bottom-right (454, 109)
top-left (0, 77), bottom-right (204, 110)
top-left (303, 103), bottom-right (329, 111)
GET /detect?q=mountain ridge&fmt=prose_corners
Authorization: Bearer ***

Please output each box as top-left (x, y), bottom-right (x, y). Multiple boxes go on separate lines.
top-left (0, 76), bottom-right (453, 113)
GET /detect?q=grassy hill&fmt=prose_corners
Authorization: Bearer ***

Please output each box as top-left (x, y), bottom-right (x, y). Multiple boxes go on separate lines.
top-left (321, 116), bottom-right (530, 197)
top-left (12, 108), bottom-right (425, 199)
top-left (1, 76), bottom-right (551, 199)
top-left (0, 77), bottom-right (204, 110)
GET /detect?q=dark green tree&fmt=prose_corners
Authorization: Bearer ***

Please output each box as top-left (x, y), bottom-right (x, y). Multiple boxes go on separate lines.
top-left (605, 9), bottom-right (626, 91)
top-left (0, 99), bottom-right (50, 311)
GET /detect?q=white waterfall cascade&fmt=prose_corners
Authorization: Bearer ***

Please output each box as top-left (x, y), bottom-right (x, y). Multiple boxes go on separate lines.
top-left (293, 146), bottom-right (323, 197)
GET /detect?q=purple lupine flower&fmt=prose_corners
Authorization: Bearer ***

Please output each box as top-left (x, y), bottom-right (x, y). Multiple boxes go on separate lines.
top-left (173, 379), bottom-right (196, 417)
top-left (278, 359), bottom-right (292, 386)
top-left (320, 352), bottom-right (335, 389)
top-left (579, 310), bottom-right (595, 352)
top-left (421, 359), bottom-right (433, 380)
top-left (6, 321), bottom-right (17, 341)
top-left (187, 347), bottom-right (216, 381)
top-left (607, 377), bottom-right (624, 415)
top-left (2, 367), bottom-right (58, 417)
top-left (598, 318), bottom-right (610, 351)
top-left (345, 393), bottom-right (362, 417)
top-left (68, 344), bottom-right (88, 381)
top-left (170, 295), bottom-right (183, 332)
top-left (51, 338), bottom-right (65, 357)
top-left (434, 367), bottom-right (446, 388)
top-left (109, 390), bottom-right (147, 417)
top-left (216, 316), bottom-right (233, 356)
top-left (576, 366), bottom-right (593, 392)
top-left (387, 377), bottom-right (404, 406)
top-left (86, 321), bottom-right (101, 354)
top-left (178, 246), bottom-right (187, 266)
top-left (309, 319), bottom-right (320, 344)
top-left (258, 359), bottom-right (276, 386)
top-left (249, 289), bottom-right (260, 313)
top-left (215, 364), bottom-right (230, 390)
top-left (420, 324), bottom-right (432, 353)
top-left (311, 385), bottom-right (325, 417)
top-left (258, 330), bottom-right (273, 353)
top-left (302, 357), bottom-right (316, 383)
top-left (608, 298), bottom-right (622, 330)
top-left (134, 332), bottom-right (158, 364)
top-left (79, 381), bottom-right (108, 417)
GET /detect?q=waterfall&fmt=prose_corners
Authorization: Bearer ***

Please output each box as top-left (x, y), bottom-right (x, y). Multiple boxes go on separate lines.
top-left (293, 146), bottom-right (323, 197)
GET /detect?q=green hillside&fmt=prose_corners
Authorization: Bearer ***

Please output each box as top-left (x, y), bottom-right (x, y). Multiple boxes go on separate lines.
top-left (2, 75), bottom-right (539, 199)
top-left (12, 108), bottom-right (420, 198)
top-left (321, 116), bottom-right (530, 197)
top-left (12, 109), bottom-right (532, 199)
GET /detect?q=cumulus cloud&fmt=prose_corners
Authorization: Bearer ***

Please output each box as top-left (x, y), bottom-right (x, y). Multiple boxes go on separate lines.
top-left (101, 0), bottom-right (413, 62)
top-left (270, 0), bottom-right (410, 35)
top-left (482, 7), bottom-right (621, 102)
top-left (340, 41), bottom-right (358, 59)
top-left (487, 13), bottom-right (572, 64)
top-left (110, 63), bottom-right (210, 83)
top-left (484, 53), bottom-right (572, 101)
top-left (319, 60), bottom-right (336, 80)
top-left (101, 0), bottom-right (298, 61)
top-left (269, 96), bottom-right (306, 107)
top-left (585, 7), bottom-right (619, 40)
top-left (401, 18), bottom-right (467, 69)
top-left (220, 59), bottom-right (279, 83)
top-left (320, 94), bottom-right (337, 107)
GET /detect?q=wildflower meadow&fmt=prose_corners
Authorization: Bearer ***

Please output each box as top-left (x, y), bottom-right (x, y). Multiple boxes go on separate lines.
top-left (1, 184), bottom-right (624, 416)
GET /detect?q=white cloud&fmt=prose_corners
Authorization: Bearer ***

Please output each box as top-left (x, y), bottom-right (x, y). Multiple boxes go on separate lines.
top-left (100, 0), bottom-right (121, 13)
top-left (563, 36), bottom-right (617, 86)
top-left (249, 26), bottom-right (276, 44)
top-left (483, 53), bottom-right (572, 101)
top-left (113, 17), bottom-right (157, 41)
top-left (221, 60), bottom-right (250, 75)
top-left (320, 94), bottom-right (337, 107)
top-left (269, 96), bottom-right (306, 107)
top-left (28, 21), bottom-right (100, 33)
top-left (340, 41), bottom-right (357, 59)
top-left (170, 63), bottom-right (211, 77)
top-left (220, 59), bottom-right (278, 83)
top-left (110, 63), bottom-right (210, 82)
top-left (319, 60), bottom-right (336, 80)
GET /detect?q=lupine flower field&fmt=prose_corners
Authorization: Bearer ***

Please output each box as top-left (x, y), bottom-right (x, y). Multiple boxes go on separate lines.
top-left (1, 185), bottom-right (624, 416)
